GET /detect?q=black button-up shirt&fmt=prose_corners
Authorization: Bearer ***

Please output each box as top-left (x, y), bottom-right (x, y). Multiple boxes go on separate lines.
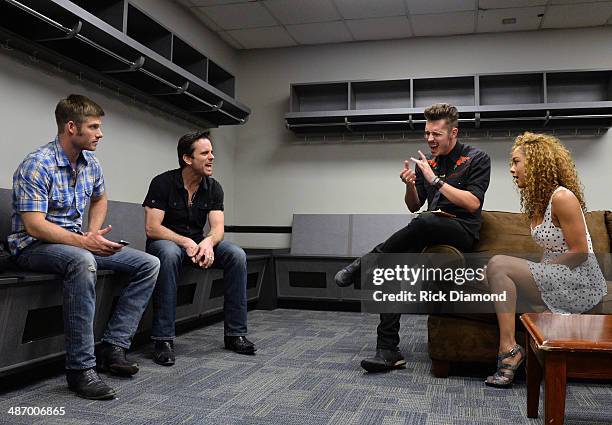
top-left (142, 168), bottom-right (224, 243)
top-left (414, 141), bottom-right (491, 240)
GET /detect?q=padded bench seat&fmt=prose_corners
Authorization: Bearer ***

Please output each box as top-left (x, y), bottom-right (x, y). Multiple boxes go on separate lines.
top-left (0, 188), bottom-right (268, 376)
top-left (275, 214), bottom-right (415, 302)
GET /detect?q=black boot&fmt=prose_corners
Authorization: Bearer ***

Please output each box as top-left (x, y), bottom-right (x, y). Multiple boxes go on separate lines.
top-left (360, 349), bottom-right (406, 373)
top-left (98, 342), bottom-right (139, 376)
top-left (224, 336), bottom-right (257, 354)
top-left (334, 257), bottom-right (361, 287)
top-left (153, 341), bottom-right (175, 366)
top-left (66, 368), bottom-right (116, 400)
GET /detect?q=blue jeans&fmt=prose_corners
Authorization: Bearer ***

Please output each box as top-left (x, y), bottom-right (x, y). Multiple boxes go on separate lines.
top-left (15, 242), bottom-right (160, 370)
top-left (146, 239), bottom-right (248, 340)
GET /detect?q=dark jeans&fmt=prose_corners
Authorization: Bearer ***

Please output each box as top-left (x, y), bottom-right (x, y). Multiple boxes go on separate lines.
top-left (15, 243), bottom-right (160, 370)
top-left (373, 213), bottom-right (475, 351)
top-left (146, 239), bottom-right (248, 340)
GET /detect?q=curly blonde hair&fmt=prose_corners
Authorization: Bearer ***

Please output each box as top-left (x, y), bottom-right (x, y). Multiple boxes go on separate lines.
top-left (511, 132), bottom-right (585, 220)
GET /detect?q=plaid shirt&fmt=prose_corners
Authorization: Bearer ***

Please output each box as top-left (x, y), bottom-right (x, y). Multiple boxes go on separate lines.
top-left (8, 138), bottom-right (105, 255)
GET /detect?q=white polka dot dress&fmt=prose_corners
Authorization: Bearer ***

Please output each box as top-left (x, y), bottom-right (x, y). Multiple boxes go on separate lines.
top-left (527, 186), bottom-right (608, 313)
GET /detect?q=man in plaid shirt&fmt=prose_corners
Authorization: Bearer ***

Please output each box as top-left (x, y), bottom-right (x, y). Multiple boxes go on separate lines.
top-left (9, 95), bottom-right (160, 400)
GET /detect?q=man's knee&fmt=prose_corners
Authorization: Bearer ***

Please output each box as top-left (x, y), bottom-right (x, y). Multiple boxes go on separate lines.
top-left (222, 242), bottom-right (247, 266)
top-left (67, 250), bottom-right (97, 275)
top-left (144, 254), bottom-right (161, 275)
top-left (148, 240), bottom-right (182, 266)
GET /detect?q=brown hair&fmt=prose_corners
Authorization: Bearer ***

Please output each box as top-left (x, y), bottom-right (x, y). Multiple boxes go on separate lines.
top-left (55, 94), bottom-right (105, 133)
top-left (424, 103), bottom-right (459, 129)
top-left (512, 132), bottom-right (586, 220)
top-left (177, 130), bottom-right (211, 168)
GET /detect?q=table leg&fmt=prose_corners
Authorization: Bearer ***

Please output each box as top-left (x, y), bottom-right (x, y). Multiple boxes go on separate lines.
top-left (526, 335), bottom-right (542, 418)
top-left (544, 352), bottom-right (567, 425)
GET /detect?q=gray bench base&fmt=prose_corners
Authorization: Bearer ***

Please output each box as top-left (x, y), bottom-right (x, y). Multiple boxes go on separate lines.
top-left (0, 256), bottom-right (267, 377)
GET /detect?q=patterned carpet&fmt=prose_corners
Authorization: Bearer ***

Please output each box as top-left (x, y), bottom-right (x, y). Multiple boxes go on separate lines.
top-left (0, 309), bottom-right (610, 425)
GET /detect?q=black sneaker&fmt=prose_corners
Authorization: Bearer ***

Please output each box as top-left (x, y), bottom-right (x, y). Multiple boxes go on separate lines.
top-left (224, 336), bottom-right (257, 355)
top-left (153, 341), bottom-right (175, 366)
top-left (334, 258), bottom-right (361, 287)
top-left (98, 342), bottom-right (139, 376)
top-left (360, 349), bottom-right (406, 373)
top-left (66, 368), bottom-right (116, 400)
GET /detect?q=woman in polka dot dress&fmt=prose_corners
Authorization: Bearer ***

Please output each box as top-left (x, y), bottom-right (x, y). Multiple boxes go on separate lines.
top-left (484, 132), bottom-right (607, 388)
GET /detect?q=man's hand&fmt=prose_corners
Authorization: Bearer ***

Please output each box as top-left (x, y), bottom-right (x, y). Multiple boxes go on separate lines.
top-left (193, 237), bottom-right (215, 269)
top-left (181, 237), bottom-right (199, 258)
top-left (81, 225), bottom-right (123, 256)
top-left (410, 150), bottom-right (436, 183)
top-left (399, 160), bottom-right (416, 186)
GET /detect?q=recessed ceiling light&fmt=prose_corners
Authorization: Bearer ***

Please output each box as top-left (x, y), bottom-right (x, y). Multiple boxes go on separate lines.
top-left (502, 18), bottom-right (517, 25)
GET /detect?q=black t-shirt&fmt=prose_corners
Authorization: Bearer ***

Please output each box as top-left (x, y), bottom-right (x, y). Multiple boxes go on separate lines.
top-left (142, 168), bottom-right (224, 243)
top-left (414, 141), bottom-right (491, 240)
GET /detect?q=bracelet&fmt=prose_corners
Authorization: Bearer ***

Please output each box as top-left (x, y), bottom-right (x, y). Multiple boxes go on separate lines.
top-left (431, 176), bottom-right (444, 189)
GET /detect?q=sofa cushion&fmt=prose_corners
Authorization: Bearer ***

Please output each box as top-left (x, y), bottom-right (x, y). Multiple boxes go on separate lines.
top-left (474, 211), bottom-right (541, 255)
top-left (585, 211), bottom-right (611, 254)
top-left (585, 211), bottom-right (612, 279)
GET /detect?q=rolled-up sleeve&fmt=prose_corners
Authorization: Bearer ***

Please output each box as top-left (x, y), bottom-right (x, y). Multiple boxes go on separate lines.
top-left (91, 159), bottom-right (105, 198)
top-left (13, 158), bottom-right (50, 213)
top-left (142, 174), bottom-right (168, 211)
top-left (210, 179), bottom-right (224, 211)
top-left (464, 151), bottom-right (491, 203)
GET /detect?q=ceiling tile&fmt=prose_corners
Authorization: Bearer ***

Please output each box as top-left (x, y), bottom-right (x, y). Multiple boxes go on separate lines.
top-left (198, 2), bottom-right (277, 30)
top-left (477, 6), bottom-right (545, 33)
top-left (217, 30), bottom-right (245, 49)
top-left (346, 16), bottom-right (413, 40)
top-left (333, 0), bottom-right (406, 19)
top-left (406, 0), bottom-right (475, 15)
top-left (286, 21), bottom-right (353, 44)
top-left (411, 11), bottom-right (475, 36)
top-left (479, 0), bottom-right (547, 8)
top-left (263, 0), bottom-right (340, 24)
top-left (191, 7), bottom-right (222, 31)
top-left (190, 0), bottom-right (252, 5)
top-left (226, 26), bottom-right (297, 48)
top-left (542, 3), bottom-right (612, 28)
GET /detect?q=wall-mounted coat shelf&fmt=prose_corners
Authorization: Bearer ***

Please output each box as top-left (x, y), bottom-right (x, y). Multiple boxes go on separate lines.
top-left (285, 71), bottom-right (612, 137)
top-left (0, 0), bottom-right (250, 127)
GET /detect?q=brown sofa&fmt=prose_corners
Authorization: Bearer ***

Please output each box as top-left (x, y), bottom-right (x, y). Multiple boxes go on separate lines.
top-left (427, 210), bottom-right (612, 378)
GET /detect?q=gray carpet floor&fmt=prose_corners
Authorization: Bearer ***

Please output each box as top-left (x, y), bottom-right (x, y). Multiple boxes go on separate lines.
top-left (0, 309), bottom-right (610, 425)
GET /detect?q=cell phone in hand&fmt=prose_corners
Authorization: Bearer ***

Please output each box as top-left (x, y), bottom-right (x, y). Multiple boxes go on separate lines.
top-left (118, 240), bottom-right (130, 246)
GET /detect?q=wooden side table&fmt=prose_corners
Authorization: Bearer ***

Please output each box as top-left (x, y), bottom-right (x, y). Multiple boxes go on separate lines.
top-left (520, 313), bottom-right (612, 425)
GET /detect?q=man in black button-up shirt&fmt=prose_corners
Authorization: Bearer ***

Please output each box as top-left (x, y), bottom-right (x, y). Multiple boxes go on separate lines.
top-left (143, 131), bottom-right (256, 365)
top-left (334, 103), bottom-right (491, 373)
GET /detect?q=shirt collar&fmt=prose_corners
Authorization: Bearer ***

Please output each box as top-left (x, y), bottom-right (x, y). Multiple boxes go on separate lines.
top-left (438, 140), bottom-right (463, 164)
top-left (172, 168), bottom-right (209, 192)
top-left (53, 137), bottom-right (90, 167)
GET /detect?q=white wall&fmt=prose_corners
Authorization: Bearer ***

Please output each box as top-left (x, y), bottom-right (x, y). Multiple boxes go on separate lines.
top-left (0, 0), bottom-right (240, 222)
top-left (233, 27), bottom-right (612, 247)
